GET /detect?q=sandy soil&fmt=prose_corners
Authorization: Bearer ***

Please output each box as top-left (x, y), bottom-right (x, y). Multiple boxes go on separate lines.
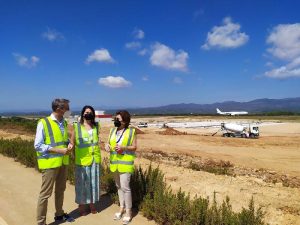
top-left (130, 119), bottom-right (300, 225)
top-left (134, 156), bottom-right (300, 225)
top-left (0, 154), bottom-right (156, 225)
top-left (1, 117), bottom-right (300, 224)
top-left (98, 121), bottom-right (300, 177)
top-left (0, 129), bottom-right (34, 141)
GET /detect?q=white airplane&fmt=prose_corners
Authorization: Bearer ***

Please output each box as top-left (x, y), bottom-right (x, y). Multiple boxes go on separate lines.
top-left (216, 108), bottom-right (248, 116)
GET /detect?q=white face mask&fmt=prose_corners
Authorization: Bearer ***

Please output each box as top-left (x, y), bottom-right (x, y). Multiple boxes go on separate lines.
top-left (64, 110), bottom-right (71, 118)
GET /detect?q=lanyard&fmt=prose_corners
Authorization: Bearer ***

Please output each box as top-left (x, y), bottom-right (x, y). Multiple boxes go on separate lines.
top-left (116, 128), bottom-right (126, 144)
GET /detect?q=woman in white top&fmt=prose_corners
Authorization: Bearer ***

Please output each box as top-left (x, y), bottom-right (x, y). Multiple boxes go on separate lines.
top-left (105, 110), bottom-right (137, 225)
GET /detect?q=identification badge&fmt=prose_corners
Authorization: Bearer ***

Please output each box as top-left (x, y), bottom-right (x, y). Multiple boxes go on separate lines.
top-left (83, 137), bottom-right (89, 142)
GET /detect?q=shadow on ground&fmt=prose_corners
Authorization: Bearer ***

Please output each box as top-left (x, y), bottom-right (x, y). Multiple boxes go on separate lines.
top-left (48, 194), bottom-right (113, 225)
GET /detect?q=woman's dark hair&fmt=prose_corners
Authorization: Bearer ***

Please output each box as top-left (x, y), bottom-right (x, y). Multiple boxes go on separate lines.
top-left (80, 105), bottom-right (96, 127)
top-left (116, 110), bottom-right (131, 128)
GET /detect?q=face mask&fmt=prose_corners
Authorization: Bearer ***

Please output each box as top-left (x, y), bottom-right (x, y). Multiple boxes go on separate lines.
top-left (114, 119), bottom-right (121, 127)
top-left (64, 110), bottom-right (71, 118)
top-left (83, 113), bottom-right (94, 120)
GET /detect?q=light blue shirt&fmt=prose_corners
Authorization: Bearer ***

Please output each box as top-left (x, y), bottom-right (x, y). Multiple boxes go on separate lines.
top-left (34, 113), bottom-right (66, 154)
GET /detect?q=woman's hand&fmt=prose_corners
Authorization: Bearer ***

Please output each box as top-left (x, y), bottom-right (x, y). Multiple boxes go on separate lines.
top-left (67, 143), bottom-right (74, 151)
top-left (115, 145), bottom-right (124, 154)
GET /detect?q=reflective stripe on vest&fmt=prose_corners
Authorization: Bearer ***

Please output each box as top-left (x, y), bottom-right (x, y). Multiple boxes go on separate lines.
top-left (110, 151), bottom-right (136, 156)
top-left (74, 122), bottom-right (101, 166)
top-left (76, 122), bottom-right (99, 148)
top-left (37, 153), bottom-right (64, 159)
top-left (44, 117), bottom-right (68, 147)
top-left (108, 127), bottom-right (117, 142)
top-left (36, 117), bottom-right (69, 169)
top-left (109, 127), bottom-right (136, 173)
top-left (110, 160), bottom-right (134, 165)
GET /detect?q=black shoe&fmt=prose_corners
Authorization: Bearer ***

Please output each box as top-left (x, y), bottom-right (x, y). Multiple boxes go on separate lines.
top-left (54, 213), bottom-right (75, 222)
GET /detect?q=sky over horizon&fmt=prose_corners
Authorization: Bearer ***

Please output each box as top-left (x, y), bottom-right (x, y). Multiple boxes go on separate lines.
top-left (1, 0), bottom-right (300, 111)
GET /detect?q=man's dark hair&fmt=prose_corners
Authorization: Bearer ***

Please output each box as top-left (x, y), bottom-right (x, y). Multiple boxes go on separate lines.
top-left (80, 105), bottom-right (96, 127)
top-left (51, 98), bottom-right (70, 112)
top-left (116, 110), bottom-right (131, 128)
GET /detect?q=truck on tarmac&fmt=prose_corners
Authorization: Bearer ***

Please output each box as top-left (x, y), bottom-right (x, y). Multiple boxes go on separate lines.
top-left (137, 122), bottom-right (148, 128)
top-left (221, 123), bottom-right (259, 138)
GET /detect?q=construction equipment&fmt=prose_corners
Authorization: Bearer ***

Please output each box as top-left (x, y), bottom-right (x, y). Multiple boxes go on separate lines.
top-left (221, 123), bottom-right (259, 138)
top-left (137, 122), bottom-right (148, 128)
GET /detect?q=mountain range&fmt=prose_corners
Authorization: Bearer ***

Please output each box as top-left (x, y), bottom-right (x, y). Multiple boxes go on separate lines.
top-left (1, 97), bottom-right (300, 116)
top-left (105, 97), bottom-right (300, 115)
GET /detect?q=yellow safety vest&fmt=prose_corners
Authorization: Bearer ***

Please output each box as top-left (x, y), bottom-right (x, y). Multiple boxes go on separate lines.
top-left (74, 122), bottom-right (101, 166)
top-left (36, 116), bottom-right (69, 169)
top-left (109, 127), bottom-right (136, 173)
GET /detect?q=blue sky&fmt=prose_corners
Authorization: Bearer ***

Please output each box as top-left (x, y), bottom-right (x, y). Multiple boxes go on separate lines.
top-left (1, 0), bottom-right (300, 111)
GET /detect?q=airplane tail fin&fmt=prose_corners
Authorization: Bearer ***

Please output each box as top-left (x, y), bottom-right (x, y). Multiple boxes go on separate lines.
top-left (216, 108), bottom-right (222, 114)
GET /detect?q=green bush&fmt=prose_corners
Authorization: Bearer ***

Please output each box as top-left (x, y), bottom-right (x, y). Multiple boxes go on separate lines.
top-left (100, 157), bottom-right (117, 194)
top-left (0, 138), bottom-right (37, 168)
top-left (188, 161), bottom-right (232, 175)
top-left (0, 117), bottom-right (37, 134)
top-left (0, 138), bottom-right (266, 225)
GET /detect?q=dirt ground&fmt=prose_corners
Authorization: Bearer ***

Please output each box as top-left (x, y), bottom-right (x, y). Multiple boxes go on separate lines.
top-left (0, 116), bottom-right (300, 224)
top-left (0, 155), bottom-right (156, 225)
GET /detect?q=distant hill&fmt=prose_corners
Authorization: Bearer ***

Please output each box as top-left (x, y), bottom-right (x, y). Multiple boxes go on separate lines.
top-left (106, 97), bottom-right (300, 115)
top-left (1, 97), bottom-right (300, 116)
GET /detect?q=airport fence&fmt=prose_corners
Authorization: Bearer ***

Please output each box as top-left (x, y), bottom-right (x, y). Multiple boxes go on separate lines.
top-left (0, 138), bottom-right (266, 225)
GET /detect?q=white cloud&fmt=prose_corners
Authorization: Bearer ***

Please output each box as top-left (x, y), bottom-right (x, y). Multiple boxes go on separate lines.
top-left (133, 28), bottom-right (145, 39)
top-left (42, 28), bottom-right (64, 42)
top-left (173, 77), bottom-right (183, 84)
top-left (98, 76), bottom-right (131, 88)
top-left (267, 23), bottom-right (300, 61)
top-left (265, 61), bottom-right (274, 67)
top-left (202, 17), bottom-right (249, 50)
top-left (150, 42), bottom-right (188, 71)
top-left (138, 49), bottom-right (148, 56)
top-left (265, 23), bottom-right (300, 79)
top-left (265, 56), bottom-right (300, 78)
top-left (13, 53), bottom-right (40, 68)
top-left (265, 66), bottom-right (300, 78)
top-left (125, 41), bottom-right (141, 50)
top-left (86, 49), bottom-right (115, 64)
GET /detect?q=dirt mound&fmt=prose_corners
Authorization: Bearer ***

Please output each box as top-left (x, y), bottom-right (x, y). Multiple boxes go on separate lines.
top-left (157, 127), bottom-right (187, 135)
top-left (234, 167), bottom-right (300, 188)
top-left (139, 150), bottom-right (300, 188)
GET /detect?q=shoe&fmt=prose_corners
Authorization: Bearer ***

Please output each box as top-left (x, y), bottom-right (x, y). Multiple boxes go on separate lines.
top-left (113, 212), bottom-right (123, 220)
top-left (90, 203), bottom-right (97, 214)
top-left (78, 205), bottom-right (87, 216)
top-left (54, 213), bottom-right (75, 222)
top-left (122, 216), bottom-right (131, 225)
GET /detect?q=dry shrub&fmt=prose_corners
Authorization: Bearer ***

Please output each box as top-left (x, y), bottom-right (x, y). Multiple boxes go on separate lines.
top-left (0, 139), bottom-right (266, 225)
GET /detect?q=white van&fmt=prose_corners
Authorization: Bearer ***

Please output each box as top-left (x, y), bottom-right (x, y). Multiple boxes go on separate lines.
top-left (137, 122), bottom-right (148, 128)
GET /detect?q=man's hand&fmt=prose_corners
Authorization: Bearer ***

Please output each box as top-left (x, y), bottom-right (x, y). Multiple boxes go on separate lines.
top-left (58, 148), bottom-right (69, 155)
top-left (105, 143), bottom-right (111, 152)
